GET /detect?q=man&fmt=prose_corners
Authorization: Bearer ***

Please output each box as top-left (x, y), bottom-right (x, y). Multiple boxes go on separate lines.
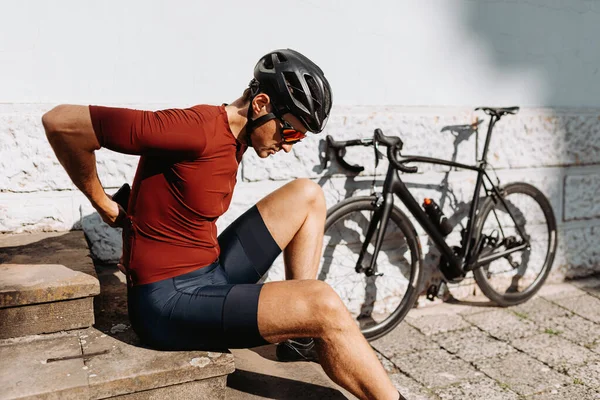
top-left (43, 49), bottom-right (405, 400)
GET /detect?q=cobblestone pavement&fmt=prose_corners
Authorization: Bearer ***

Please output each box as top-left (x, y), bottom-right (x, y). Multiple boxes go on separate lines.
top-left (368, 278), bottom-right (600, 400)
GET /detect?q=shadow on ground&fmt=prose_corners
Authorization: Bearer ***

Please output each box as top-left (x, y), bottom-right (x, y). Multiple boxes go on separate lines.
top-left (0, 231), bottom-right (97, 279)
top-left (227, 369), bottom-right (347, 399)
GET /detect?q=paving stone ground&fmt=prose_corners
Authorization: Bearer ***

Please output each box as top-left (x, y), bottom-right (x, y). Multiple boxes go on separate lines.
top-left (366, 280), bottom-right (600, 400)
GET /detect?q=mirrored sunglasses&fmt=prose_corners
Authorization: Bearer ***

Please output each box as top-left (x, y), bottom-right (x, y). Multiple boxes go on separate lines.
top-left (280, 120), bottom-right (306, 144)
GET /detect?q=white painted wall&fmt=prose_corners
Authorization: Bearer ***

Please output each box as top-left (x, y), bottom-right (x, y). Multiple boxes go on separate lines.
top-left (1, 1), bottom-right (599, 107)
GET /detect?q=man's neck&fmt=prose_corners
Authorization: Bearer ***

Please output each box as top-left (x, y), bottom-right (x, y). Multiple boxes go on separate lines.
top-left (225, 98), bottom-right (250, 143)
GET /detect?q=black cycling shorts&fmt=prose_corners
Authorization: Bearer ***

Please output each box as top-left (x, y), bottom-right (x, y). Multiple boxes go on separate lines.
top-left (127, 205), bottom-right (281, 351)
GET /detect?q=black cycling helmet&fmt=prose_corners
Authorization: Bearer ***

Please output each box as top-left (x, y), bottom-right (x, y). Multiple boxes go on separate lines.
top-left (252, 49), bottom-right (332, 133)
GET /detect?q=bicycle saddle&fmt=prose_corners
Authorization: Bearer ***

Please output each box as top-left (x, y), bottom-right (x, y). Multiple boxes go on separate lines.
top-left (475, 107), bottom-right (520, 117)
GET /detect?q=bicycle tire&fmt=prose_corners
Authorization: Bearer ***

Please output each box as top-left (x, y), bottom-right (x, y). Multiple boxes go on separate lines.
top-left (473, 182), bottom-right (557, 306)
top-left (321, 196), bottom-right (424, 341)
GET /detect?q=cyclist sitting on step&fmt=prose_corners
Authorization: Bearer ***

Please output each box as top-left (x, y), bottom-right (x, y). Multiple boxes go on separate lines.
top-left (43, 48), bottom-right (406, 400)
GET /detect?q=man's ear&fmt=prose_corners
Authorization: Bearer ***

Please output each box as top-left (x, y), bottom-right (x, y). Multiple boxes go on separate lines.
top-left (252, 93), bottom-right (271, 114)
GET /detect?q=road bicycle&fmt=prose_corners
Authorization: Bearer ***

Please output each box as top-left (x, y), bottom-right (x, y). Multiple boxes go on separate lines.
top-left (320, 107), bottom-right (557, 341)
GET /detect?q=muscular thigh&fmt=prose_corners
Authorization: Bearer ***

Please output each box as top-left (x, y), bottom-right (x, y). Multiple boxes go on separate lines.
top-left (256, 178), bottom-right (324, 249)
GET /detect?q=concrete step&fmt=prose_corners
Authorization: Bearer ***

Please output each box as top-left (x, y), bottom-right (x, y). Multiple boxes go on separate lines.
top-left (0, 232), bottom-right (100, 339)
top-left (0, 327), bottom-right (235, 400)
top-left (0, 231), bottom-right (235, 399)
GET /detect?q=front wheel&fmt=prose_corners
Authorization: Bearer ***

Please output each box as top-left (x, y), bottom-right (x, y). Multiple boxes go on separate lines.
top-left (320, 196), bottom-right (424, 341)
top-left (473, 182), bottom-right (557, 306)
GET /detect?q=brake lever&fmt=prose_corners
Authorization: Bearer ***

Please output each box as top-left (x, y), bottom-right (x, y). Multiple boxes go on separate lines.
top-left (374, 139), bottom-right (383, 169)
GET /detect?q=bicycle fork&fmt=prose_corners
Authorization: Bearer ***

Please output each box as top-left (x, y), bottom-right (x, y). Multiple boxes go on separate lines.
top-left (356, 192), bottom-right (394, 277)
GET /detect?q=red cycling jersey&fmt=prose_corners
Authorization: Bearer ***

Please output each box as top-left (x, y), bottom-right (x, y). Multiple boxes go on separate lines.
top-left (90, 104), bottom-right (247, 285)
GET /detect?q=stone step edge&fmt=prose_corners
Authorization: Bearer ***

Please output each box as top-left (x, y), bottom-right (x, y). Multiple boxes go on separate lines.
top-left (0, 263), bottom-right (100, 308)
top-left (0, 328), bottom-right (236, 400)
top-left (0, 296), bottom-right (95, 340)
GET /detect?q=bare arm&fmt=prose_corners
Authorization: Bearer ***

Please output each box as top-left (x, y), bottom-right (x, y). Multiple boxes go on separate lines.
top-left (42, 105), bottom-right (124, 227)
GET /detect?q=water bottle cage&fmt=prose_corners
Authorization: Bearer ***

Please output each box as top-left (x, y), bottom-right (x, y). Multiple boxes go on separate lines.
top-left (423, 199), bottom-right (453, 236)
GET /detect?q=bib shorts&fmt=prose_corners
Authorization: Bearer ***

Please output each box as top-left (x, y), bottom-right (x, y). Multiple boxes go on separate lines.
top-left (127, 205), bottom-right (281, 351)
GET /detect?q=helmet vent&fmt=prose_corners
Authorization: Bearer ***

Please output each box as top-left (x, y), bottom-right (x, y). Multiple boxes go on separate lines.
top-left (283, 71), bottom-right (309, 110)
top-left (274, 52), bottom-right (288, 63)
top-left (263, 57), bottom-right (274, 70)
top-left (305, 74), bottom-right (330, 122)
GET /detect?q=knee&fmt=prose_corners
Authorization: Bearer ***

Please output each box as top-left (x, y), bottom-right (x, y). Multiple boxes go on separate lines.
top-left (292, 178), bottom-right (326, 211)
top-left (304, 280), bottom-right (349, 329)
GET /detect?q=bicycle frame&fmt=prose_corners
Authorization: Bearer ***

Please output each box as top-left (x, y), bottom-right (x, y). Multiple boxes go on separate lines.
top-left (364, 115), bottom-right (531, 282)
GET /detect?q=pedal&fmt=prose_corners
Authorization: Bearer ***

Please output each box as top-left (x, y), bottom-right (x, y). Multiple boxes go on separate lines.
top-left (426, 281), bottom-right (452, 301)
top-left (426, 284), bottom-right (438, 301)
top-left (437, 281), bottom-right (451, 301)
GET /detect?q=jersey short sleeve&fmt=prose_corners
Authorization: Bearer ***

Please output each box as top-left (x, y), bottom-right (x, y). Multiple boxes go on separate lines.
top-left (89, 105), bottom-right (208, 156)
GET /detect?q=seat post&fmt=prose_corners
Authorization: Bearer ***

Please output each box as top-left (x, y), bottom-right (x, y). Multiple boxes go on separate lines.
top-left (480, 114), bottom-right (499, 164)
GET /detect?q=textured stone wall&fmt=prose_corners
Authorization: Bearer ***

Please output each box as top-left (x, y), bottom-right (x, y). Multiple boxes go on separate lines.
top-left (1, 104), bottom-right (598, 281)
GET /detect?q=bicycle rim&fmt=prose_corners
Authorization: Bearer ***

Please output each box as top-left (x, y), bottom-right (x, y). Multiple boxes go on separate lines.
top-left (320, 197), bottom-right (423, 340)
top-left (473, 183), bottom-right (557, 306)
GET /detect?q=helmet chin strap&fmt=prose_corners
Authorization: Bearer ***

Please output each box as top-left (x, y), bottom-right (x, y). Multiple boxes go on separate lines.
top-left (244, 97), bottom-right (278, 148)
top-left (244, 102), bottom-right (255, 148)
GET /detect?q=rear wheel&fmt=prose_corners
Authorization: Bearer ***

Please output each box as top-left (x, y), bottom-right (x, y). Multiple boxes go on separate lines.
top-left (321, 196), bottom-right (424, 341)
top-left (473, 183), bottom-right (557, 306)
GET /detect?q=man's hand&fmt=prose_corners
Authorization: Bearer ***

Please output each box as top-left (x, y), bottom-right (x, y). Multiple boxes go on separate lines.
top-left (97, 195), bottom-right (128, 228)
top-left (117, 255), bottom-right (127, 275)
top-left (96, 195), bottom-right (128, 275)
